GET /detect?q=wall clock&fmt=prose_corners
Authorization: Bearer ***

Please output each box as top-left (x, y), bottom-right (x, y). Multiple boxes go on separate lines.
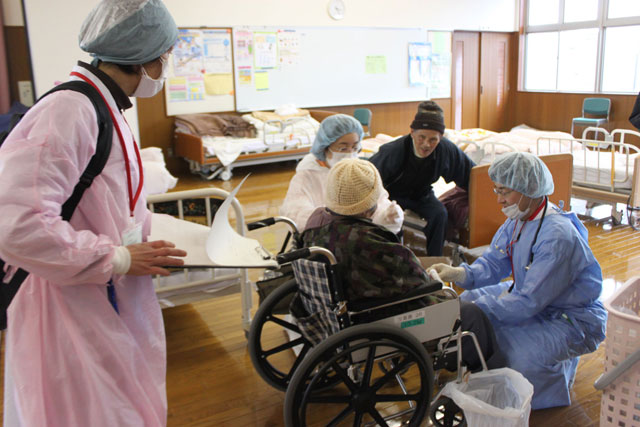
top-left (327, 0), bottom-right (345, 20)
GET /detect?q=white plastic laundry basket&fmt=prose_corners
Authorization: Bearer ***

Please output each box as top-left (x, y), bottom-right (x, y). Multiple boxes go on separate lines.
top-left (598, 277), bottom-right (640, 427)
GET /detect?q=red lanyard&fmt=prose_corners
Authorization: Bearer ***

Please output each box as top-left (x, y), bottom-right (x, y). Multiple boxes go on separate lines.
top-left (506, 197), bottom-right (548, 292)
top-left (70, 72), bottom-right (144, 216)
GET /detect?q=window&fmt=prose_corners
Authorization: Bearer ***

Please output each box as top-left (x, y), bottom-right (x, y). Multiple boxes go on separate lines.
top-left (601, 25), bottom-right (640, 92)
top-left (557, 29), bottom-right (599, 91)
top-left (608, 0), bottom-right (640, 19)
top-left (525, 33), bottom-right (558, 90)
top-left (564, 0), bottom-right (598, 23)
top-left (528, 0), bottom-right (559, 25)
top-left (524, 0), bottom-right (640, 93)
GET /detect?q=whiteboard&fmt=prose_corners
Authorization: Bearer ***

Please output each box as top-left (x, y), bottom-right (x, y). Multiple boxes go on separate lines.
top-left (233, 26), bottom-right (430, 112)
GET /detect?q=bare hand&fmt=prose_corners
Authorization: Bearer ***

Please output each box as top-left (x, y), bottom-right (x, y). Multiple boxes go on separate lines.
top-left (126, 240), bottom-right (187, 276)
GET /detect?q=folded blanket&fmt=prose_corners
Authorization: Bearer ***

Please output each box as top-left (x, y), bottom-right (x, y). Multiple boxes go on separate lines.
top-left (251, 108), bottom-right (310, 123)
top-left (175, 113), bottom-right (256, 138)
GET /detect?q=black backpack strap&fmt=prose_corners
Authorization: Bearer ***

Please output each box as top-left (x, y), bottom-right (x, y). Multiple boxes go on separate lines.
top-left (41, 81), bottom-right (113, 221)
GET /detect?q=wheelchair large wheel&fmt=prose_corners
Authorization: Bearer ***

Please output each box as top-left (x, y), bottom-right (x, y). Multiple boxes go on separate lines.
top-left (248, 278), bottom-right (312, 391)
top-left (429, 396), bottom-right (466, 427)
top-left (284, 323), bottom-right (434, 427)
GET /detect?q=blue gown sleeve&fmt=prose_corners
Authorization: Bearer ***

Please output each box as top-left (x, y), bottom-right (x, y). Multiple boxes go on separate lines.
top-left (472, 225), bottom-right (590, 325)
top-left (459, 221), bottom-right (513, 289)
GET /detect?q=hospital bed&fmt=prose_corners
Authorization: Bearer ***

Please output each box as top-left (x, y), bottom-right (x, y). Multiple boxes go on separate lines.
top-left (146, 187), bottom-right (254, 333)
top-left (446, 125), bottom-right (640, 211)
top-left (537, 127), bottom-right (640, 209)
top-left (466, 153), bottom-right (573, 249)
top-left (174, 110), bottom-right (335, 181)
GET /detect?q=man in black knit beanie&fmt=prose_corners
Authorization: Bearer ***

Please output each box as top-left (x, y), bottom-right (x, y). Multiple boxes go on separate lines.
top-left (369, 101), bottom-right (475, 256)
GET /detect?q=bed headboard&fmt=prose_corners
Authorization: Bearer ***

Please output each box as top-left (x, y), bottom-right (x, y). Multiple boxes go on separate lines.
top-left (467, 153), bottom-right (573, 248)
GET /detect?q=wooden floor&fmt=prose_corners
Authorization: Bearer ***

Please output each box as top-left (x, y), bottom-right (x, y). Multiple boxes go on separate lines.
top-left (161, 162), bottom-right (640, 426)
top-left (5, 161), bottom-right (640, 426)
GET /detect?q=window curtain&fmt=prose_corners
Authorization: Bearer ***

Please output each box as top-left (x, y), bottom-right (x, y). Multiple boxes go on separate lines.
top-left (0, 7), bottom-right (10, 114)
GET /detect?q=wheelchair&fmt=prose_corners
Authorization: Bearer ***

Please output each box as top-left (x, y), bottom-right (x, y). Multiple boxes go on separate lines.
top-left (246, 217), bottom-right (488, 426)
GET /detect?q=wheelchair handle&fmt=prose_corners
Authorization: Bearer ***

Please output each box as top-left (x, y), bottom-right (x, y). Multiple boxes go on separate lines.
top-left (275, 246), bottom-right (338, 265)
top-left (247, 216), bottom-right (299, 233)
top-left (247, 217), bottom-right (276, 230)
top-left (276, 248), bottom-right (311, 264)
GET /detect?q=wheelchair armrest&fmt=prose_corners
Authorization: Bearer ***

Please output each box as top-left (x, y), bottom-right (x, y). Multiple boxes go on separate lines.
top-left (348, 280), bottom-right (443, 313)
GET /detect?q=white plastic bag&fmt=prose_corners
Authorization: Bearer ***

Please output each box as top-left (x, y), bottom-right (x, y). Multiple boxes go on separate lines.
top-left (438, 368), bottom-right (534, 427)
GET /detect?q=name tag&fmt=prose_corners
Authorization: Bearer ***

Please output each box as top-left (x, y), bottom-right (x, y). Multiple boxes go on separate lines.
top-left (122, 220), bottom-right (142, 246)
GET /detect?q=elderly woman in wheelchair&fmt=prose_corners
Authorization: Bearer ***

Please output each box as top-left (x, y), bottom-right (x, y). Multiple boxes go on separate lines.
top-left (248, 159), bottom-right (505, 426)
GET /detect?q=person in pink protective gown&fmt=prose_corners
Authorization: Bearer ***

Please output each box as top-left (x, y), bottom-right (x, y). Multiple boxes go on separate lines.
top-left (0, 1), bottom-right (186, 426)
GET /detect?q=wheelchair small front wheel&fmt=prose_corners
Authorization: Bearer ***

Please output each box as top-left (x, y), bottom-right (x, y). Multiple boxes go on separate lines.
top-left (284, 323), bottom-right (434, 427)
top-left (248, 278), bottom-right (311, 391)
top-left (429, 396), bottom-right (466, 427)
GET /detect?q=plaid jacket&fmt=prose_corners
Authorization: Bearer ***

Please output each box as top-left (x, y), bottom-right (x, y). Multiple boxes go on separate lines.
top-left (301, 215), bottom-right (429, 301)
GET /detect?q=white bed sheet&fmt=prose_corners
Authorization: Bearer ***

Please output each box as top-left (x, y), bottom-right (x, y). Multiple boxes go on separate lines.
top-left (198, 114), bottom-right (320, 163)
top-left (450, 126), bottom-right (639, 192)
top-left (572, 150), bottom-right (637, 190)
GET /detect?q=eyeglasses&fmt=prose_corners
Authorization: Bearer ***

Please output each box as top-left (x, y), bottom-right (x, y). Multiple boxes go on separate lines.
top-left (330, 146), bottom-right (361, 154)
top-left (493, 187), bottom-right (514, 197)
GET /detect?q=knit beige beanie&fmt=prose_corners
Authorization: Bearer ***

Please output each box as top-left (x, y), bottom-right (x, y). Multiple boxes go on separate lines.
top-left (325, 158), bottom-right (382, 216)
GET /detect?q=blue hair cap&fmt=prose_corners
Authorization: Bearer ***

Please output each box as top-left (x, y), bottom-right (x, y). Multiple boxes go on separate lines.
top-left (488, 152), bottom-right (554, 198)
top-left (311, 114), bottom-right (364, 161)
top-left (79, 0), bottom-right (178, 65)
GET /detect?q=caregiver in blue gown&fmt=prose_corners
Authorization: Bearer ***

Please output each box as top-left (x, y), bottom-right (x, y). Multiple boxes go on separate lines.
top-left (432, 152), bottom-right (607, 410)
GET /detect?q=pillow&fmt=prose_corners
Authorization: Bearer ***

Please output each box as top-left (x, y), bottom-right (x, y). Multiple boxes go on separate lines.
top-left (140, 147), bottom-right (178, 195)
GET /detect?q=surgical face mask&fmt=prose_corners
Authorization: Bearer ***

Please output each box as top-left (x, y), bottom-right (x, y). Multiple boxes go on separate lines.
top-left (132, 57), bottom-right (168, 98)
top-left (326, 150), bottom-right (357, 168)
top-left (501, 195), bottom-right (530, 220)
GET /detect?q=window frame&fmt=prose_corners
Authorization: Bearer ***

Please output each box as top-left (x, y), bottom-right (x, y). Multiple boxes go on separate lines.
top-left (523, 0), bottom-right (640, 94)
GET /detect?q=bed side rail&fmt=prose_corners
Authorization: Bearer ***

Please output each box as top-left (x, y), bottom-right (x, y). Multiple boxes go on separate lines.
top-left (147, 187), bottom-right (245, 234)
top-left (537, 133), bottom-right (640, 193)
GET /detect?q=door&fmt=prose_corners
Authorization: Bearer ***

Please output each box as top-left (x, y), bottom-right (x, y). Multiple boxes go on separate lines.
top-left (451, 32), bottom-right (480, 130)
top-left (479, 32), bottom-right (511, 131)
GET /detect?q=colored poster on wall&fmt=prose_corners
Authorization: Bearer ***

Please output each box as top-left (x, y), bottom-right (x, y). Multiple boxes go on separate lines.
top-left (408, 42), bottom-right (431, 86)
top-left (277, 29), bottom-right (300, 67)
top-left (254, 71), bottom-right (269, 91)
top-left (165, 28), bottom-right (235, 115)
top-left (427, 31), bottom-right (452, 99)
top-left (202, 30), bottom-right (233, 74)
top-left (234, 30), bottom-right (254, 65)
top-left (238, 66), bottom-right (252, 86)
top-left (365, 55), bottom-right (387, 74)
top-left (254, 32), bottom-right (278, 70)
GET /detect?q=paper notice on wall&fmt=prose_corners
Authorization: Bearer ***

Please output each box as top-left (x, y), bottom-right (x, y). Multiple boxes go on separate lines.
top-left (254, 32), bottom-right (278, 69)
top-left (428, 31), bottom-right (452, 98)
top-left (168, 77), bottom-right (188, 102)
top-left (173, 29), bottom-right (205, 76)
top-left (204, 73), bottom-right (234, 95)
top-left (238, 66), bottom-right (252, 85)
top-left (235, 29), bottom-right (254, 65)
top-left (202, 29), bottom-right (233, 74)
top-left (365, 55), bottom-right (387, 74)
top-left (188, 75), bottom-right (205, 101)
top-left (277, 29), bottom-right (300, 67)
top-left (255, 71), bottom-right (269, 91)
top-left (408, 42), bottom-right (431, 86)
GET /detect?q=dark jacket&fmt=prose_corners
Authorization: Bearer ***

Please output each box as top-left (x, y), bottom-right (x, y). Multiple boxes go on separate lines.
top-left (301, 215), bottom-right (430, 301)
top-left (369, 134), bottom-right (475, 200)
